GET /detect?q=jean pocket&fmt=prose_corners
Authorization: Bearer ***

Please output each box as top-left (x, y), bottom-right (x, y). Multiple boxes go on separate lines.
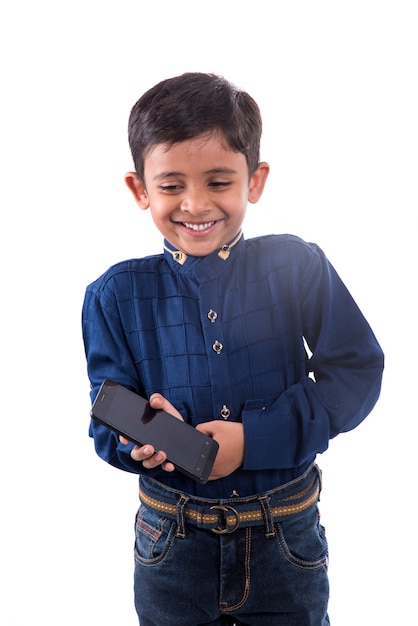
top-left (134, 504), bottom-right (177, 566)
top-left (275, 506), bottom-right (329, 570)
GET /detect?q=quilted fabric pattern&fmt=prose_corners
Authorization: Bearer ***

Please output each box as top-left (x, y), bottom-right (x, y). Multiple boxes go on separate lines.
top-left (82, 234), bottom-right (383, 497)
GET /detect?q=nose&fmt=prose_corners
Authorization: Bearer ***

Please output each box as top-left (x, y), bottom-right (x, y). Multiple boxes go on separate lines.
top-left (180, 187), bottom-right (212, 215)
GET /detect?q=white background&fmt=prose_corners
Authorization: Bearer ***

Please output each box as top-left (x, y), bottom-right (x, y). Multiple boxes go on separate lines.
top-left (1, 1), bottom-right (416, 624)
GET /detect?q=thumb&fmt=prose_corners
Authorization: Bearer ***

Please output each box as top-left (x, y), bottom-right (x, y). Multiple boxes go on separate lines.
top-left (149, 393), bottom-right (184, 421)
top-left (149, 393), bottom-right (165, 409)
top-left (195, 421), bottom-right (216, 437)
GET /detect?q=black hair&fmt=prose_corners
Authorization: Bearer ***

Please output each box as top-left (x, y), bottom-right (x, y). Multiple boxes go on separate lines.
top-left (127, 72), bottom-right (262, 181)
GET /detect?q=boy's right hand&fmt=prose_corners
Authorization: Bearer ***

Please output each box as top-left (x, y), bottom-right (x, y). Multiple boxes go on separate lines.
top-left (119, 393), bottom-right (183, 472)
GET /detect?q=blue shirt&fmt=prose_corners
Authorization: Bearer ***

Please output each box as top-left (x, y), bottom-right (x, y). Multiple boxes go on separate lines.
top-left (82, 234), bottom-right (384, 498)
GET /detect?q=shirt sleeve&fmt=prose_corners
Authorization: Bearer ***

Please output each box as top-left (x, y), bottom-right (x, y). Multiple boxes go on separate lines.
top-left (242, 242), bottom-right (384, 470)
top-left (82, 278), bottom-right (162, 476)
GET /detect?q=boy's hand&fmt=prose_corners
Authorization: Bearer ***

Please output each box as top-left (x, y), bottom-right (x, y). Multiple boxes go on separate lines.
top-left (196, 421), bottom-right (244, 480)
top-left (119, 393), bottom-right (183, 472)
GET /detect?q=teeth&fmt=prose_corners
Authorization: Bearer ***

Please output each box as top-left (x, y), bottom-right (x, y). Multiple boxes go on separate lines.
top-left (183, 221), bottom-right (215, 232)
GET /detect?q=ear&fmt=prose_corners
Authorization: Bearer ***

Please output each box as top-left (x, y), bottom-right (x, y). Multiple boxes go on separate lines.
top-left (248, 162), bottom-right (270, 204)
top-left (124, 172), bottom-right (150, 210)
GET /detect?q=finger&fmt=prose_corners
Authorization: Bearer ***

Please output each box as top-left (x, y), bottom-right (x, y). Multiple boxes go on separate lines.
top-left (161, 461), bottom-right (176, 473)
top-left (129, 444), bottom-right (155, 463)
top-left (149, 394), bottom-right (183, 420)
top-left (142, 450), bottom-right (167, 469)
top-left (195, 421), bottom-right (216, 437)
top-left (149, 393), bottom-right (165, 409)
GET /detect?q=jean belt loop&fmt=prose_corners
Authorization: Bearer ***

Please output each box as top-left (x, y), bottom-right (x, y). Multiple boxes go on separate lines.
top-left (176, 494), bottom-right (189, 538)
top-left (258, 495), bottom-right (275, 538)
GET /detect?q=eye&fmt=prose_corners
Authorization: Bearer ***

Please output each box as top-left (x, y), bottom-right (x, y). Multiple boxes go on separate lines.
top-left (159, 184), bottom-right (183, 193)
top-left (208, 181), bottom-right (231, 190)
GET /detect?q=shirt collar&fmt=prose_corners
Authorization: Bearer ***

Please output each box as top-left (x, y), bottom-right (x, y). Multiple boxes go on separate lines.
top-left (163, 230), bottom-right (243, 266)
top-left (163, 231), bottom-right (245, 280)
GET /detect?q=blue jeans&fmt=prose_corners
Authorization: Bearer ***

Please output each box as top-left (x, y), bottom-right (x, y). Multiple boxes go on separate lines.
top-left (134, 464), bottom-right (330, 625)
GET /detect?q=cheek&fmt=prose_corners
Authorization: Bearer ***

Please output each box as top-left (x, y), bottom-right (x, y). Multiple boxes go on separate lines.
top-left (149, 199), bottom-right (171, 218)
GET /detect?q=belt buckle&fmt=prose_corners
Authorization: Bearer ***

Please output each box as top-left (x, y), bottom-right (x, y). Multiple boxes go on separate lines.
top-left (210, 504), bottom-right (240, 534)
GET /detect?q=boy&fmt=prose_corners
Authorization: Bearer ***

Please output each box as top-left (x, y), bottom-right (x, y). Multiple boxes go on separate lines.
top-left (82, 73), bottom-right (384, 625)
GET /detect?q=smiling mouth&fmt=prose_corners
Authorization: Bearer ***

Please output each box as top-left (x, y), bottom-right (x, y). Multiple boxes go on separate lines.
top-left (182, 221), bottom-right (216, 232)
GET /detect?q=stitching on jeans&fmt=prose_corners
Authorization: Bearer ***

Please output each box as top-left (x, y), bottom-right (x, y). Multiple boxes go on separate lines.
top-left (220, 528), bottom-right (251, 612)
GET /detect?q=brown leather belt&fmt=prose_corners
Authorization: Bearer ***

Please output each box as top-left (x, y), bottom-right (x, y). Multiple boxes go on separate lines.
top-left (138, 476), bottom-right (320, 534)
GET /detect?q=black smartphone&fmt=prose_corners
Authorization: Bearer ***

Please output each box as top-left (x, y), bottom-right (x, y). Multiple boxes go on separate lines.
top-left (90, 380), bottom-right (219, 484)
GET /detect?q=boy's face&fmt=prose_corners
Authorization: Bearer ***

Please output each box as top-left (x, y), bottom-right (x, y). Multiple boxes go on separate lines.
top-left (125, 132), bottom-right (269, 257)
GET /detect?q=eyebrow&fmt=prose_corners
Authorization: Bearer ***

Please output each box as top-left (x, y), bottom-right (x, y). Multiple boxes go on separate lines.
top-left (152, 167), bottom-right (239, 181)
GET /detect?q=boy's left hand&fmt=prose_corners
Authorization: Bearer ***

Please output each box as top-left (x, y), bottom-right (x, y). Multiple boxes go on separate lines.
top-left (196, 421), bottom-right (244, 480)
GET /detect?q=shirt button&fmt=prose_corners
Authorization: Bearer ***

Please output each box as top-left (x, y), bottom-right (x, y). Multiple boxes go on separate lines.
top-left (212, 340), bottom-right (223, 354)
top-left (208, 309), bottom-right (218, 323)
top-left (220, 405), bottom-right (231, 419)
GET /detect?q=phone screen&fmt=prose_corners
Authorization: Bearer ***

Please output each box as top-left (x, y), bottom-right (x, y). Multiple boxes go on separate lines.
top-left (90, 380), bottom-right (218, 483)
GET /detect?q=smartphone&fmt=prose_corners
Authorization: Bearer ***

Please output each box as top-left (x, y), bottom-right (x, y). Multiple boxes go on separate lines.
top-left (90, 380), bottom-right (219, 484)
